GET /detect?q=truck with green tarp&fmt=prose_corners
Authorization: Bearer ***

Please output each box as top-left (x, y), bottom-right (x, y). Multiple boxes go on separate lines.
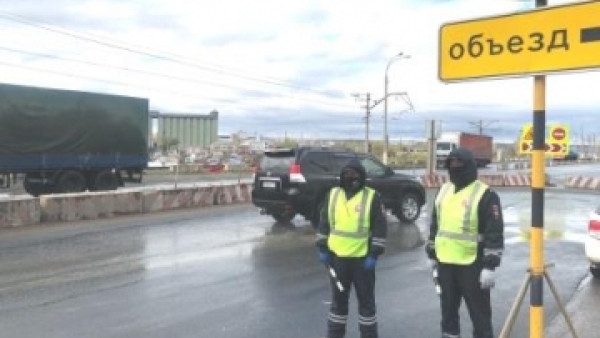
top-left (0, 83), bottom-right (149, 195)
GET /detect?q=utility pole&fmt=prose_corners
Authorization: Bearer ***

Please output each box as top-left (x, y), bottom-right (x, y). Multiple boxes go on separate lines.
top-left (352, 93), bottom-right (372, 153)
top-left (426, 120), bottom-right (436, 175)
top-left (354, 92), bottom-right (414, 157)
top-left (383, 53), bottom-right (411, 164)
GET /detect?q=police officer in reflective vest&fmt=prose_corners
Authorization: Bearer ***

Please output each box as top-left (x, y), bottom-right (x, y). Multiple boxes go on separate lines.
top-left (426, 148), bottom-right (504, 338)
top-left (316, 159), bottom-right (387, 338)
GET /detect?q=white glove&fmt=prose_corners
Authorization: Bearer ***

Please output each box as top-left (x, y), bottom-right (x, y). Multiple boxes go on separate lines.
top-left (428, 259), bottom-right (438, 270)
top-left (479, 268), bottom-right (495, 289)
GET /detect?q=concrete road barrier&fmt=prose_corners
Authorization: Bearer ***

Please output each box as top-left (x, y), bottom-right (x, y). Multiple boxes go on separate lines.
top-left (0, 196), bottom-right (40, 227)
top-left (0, 176), bottom-right (597, 228)
top-left (0, 183), bottom-right (254, 227)
top-left (40, 191), bottom-right (144, 223)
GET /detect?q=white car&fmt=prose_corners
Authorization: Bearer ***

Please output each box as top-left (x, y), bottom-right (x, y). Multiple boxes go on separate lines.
top-left (585, 206), bottom-right (600, 279)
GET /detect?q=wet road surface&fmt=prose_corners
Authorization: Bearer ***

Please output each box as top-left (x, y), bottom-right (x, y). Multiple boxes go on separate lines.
top-left (0, 188), bottom-right (596, 338)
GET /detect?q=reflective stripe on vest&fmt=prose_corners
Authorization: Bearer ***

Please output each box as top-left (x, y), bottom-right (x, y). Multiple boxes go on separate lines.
top-left (434, 180), bottom-right (487, 265)
top-left (327, 187), bottom-right (375, 257)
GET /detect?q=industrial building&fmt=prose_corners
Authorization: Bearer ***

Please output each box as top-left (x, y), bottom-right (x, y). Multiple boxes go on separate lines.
top-left (150, 110), bottom-right (219, 150)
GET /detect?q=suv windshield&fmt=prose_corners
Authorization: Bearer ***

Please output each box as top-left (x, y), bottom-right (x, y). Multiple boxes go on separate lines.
top-left (360, 157), bottom-right (386, 177)
top-left (259, 151), bottom-right (295, 173)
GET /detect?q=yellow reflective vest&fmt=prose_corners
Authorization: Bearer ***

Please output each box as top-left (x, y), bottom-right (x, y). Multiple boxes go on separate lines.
top-left (327, 187), bottom-right (375, 257)
top-left (434, 180), bottom-right (488, 265)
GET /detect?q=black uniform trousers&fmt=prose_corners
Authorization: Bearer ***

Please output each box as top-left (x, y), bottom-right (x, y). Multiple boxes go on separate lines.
top-left (327, 256), bottom-right (377, 338)
top-left (438, 262), bottom-right (493, 338)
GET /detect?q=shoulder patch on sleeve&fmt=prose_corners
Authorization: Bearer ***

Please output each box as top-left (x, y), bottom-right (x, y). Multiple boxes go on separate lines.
top-left (492, 204), bottom-right (500, 220)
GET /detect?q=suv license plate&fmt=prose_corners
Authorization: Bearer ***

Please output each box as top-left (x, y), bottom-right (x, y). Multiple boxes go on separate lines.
top-left (262, 181), bottom-right (277, 188)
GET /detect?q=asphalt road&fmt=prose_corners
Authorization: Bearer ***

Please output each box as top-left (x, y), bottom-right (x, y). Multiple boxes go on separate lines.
top-left (0, 188), bottom-right (597, 338)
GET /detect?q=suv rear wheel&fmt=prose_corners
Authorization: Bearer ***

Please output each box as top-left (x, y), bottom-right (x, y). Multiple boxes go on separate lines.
top-left (272, 211), bottom-right (296, 223)
top-left (395, 192), bottom-right (421, 223)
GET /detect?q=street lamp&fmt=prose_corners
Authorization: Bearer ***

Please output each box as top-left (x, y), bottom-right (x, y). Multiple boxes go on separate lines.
top-left (383, 52), bottom-right (410, 164)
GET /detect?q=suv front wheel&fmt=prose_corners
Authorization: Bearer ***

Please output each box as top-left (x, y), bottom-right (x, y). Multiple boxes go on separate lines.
top-left (395, 192), bottom-right (421, 223)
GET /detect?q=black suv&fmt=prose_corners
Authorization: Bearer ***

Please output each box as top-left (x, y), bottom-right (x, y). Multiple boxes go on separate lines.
top-left (251, 147), bottom-right (426, 226)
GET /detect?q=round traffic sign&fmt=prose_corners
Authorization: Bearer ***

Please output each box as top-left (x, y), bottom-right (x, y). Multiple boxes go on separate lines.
top-left (552, 127), bottom-right (565, 140)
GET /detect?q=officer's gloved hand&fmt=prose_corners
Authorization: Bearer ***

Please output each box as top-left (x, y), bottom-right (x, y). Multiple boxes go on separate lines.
top-left (428, 259), bottom-right (439, 270)
top-left (318, 249), bottom-right (332, 265)
top-left (363, 256), bottom-right (377, 270)
top-left (479, 268), bottom-right (496, 289)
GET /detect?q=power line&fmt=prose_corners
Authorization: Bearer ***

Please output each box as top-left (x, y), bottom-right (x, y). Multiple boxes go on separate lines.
top-left (0, 10), bottom-right (344, 99)
top-left (0, 46), bottom-right (355, 110)
top-left (0, 59), bottom-right (361, 120)
top-left (0, 47), bottom-right (245, 91)
top-left (0, 60), bottom-right (219, 101)
top-left (468, 120), bottom-right (499, 135)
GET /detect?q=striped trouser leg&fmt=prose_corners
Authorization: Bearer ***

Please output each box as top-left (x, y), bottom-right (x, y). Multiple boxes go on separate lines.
top-left (326, 258), bottom-right (351, 338)
top-left (355, 264), bottom-right (377, 338)
top-left (441, 333), bottom-right (461, 338)
top-left (358, 314), bottom-right (377, 338)
top-left (327, 312), bottom-right (347, 338)
top-left (442, 332), bottom-right (460, 338)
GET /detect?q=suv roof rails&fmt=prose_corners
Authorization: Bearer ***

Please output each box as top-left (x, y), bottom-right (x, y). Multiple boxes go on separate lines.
top-left (264, 147), bottom-right (295, 152)
top-left (297, 145), bottom-right (351, 152)
top-left (263, 145), bottom-right (355, 155)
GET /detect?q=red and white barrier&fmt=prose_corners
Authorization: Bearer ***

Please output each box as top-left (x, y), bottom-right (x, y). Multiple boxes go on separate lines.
top-left (420, 175), bottom-right (449, 188)
top-left (503, 174), bottom-right (531, 187)
top-left (565, 176), bottom-right (600, 190)
top-left (479, 175), bottom-right (506, 187)
top-left (420, 174), bottom-right (529, 188)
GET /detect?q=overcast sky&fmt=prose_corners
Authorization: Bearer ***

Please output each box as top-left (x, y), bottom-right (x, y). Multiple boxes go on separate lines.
top-left (0, 0), bottom-right (597, 143)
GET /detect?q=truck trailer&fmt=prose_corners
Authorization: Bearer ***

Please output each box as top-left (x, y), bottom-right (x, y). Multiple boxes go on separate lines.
top-left (0, 83), bottom-right (149, 196)
top-left (435, 131), bottom-right (493, 168)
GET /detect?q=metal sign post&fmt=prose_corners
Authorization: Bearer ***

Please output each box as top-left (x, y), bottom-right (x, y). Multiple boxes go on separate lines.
top-left (530, 67), bottom-right (546, 338)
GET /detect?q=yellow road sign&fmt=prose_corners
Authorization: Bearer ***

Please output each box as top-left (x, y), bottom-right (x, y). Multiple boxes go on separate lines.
top-left (518, 123), bottom-right (570, 156)
top-left (439, 1), bottom-right (600, 81)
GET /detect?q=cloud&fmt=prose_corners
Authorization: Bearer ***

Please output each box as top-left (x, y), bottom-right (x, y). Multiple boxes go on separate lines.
top-left (203, 32), bottom-right (277, 47)
top-left (0, 0), bottom-right (597, 146)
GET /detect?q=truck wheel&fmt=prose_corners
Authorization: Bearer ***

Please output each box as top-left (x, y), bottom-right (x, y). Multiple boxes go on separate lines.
top-left (92, 171), bottom-right (119, 191)
top-left (24, 174), bottom-right (46, 197)
top-left (57, 170), bottom-right (87, 193)
top-left (395, 192), bottom-right (421, 224)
